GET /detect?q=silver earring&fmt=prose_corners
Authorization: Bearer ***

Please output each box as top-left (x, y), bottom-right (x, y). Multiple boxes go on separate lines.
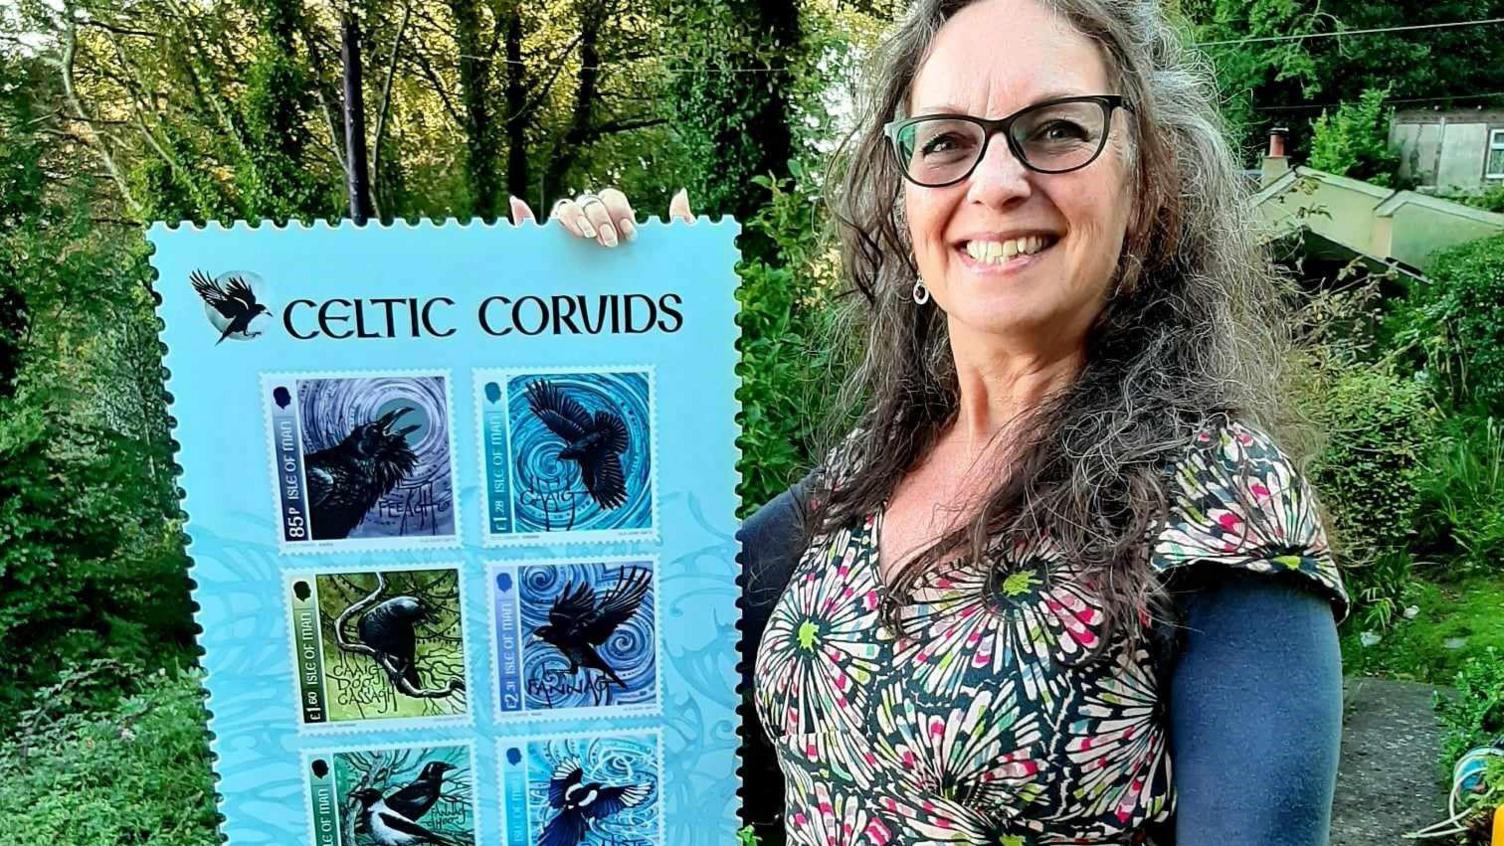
top-left (911, 277), bottom-right (930, 305)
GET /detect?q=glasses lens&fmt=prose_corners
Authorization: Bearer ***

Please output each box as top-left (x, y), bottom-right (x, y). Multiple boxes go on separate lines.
top-left (1010, 100), bottom-right (1108, 172)
top-left (895, 118), bottom-right (987, 185)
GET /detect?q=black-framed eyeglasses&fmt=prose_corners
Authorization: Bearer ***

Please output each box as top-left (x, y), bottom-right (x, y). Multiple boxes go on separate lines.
top-left (883, 95), bottom-right (1133, 187)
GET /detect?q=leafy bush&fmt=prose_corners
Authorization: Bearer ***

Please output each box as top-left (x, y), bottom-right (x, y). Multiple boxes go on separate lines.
top-left (1308, 87), bottom-right (1404, 187)
top-left (1305, 362), bottom-right (1435, 568)
top-left (1438, 648), bottom-right (1504, 781)
top-left (1389, 233), bottom-right (1504, 413)
top-left (736, 168), bottom-right (852, 513)
top-left (1415, 416), bottom-right (1504, 575)
top-left (0, 663), bottom-right (218, 846)
top-left (0, 56), bottom-right (195, 718)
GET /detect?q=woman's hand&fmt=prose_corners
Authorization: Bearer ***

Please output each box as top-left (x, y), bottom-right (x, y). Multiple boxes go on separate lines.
top-left (507, 188), bottom-right (695, 248)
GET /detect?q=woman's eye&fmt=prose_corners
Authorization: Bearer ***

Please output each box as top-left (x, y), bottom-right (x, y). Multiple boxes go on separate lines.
top-left (1033, 120), bottom-right (1090, 142)
top-left (920, 133), bottom-right (969, 156)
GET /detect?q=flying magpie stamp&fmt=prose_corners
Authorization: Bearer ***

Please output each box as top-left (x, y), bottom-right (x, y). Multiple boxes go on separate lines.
top-left (499, 729), bottom-right (663, 846)
top-left (264, 371), bottom-right (458, 552)
top-left (489, 558), bottom-right (660, 719)
top-left (476, 367), bottom-right (657, 545)
top-left (287, 565), bottom-right (470, 730)
top-left (304, 742), bottom-right (475, 846)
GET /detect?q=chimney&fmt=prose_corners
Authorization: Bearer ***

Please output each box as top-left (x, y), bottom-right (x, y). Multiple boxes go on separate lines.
top-left (1262, 125), bottom-right (1291, 185)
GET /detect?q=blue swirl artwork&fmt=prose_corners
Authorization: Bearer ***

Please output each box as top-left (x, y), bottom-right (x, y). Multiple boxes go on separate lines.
top-left (490, 370), bottom-right (654, 541)
top-left (297, 375), bottom-right (455, 540)
top-left (511, 731), bottom-right (662, 846)
top-left (497, 560), bottom-right (658, 714)
top-left (149, 219), bottom-right (740, 846)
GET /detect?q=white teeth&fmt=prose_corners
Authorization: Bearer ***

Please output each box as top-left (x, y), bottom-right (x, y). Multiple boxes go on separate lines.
top-left (964, 236), bottom-right (1051, 264)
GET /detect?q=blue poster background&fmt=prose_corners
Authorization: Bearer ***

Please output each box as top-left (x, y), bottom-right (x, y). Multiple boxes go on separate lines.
top-left (150, 218), bottom-right (741, 846)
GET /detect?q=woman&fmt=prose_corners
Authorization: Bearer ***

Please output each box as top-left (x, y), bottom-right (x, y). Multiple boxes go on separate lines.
top-left (511, 0), bottom-right (1347, 843)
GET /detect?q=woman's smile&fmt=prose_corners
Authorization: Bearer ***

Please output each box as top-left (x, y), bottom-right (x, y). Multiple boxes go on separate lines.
top-left (953, 232), bottom-right (1061, 276)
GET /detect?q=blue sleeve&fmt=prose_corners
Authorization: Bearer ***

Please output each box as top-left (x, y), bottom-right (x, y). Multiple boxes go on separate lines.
top-left (1162, 571), bottom-right (1343, 846)
top-left (737, 477), bottom-right (813, 838)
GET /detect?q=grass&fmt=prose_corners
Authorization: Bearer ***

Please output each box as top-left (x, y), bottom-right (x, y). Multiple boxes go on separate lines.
top-left (1341, 574), bottom-right (1504, 684)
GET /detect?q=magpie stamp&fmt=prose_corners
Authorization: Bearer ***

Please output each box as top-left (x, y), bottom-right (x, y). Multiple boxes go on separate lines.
top-left (264, 371), bottom-right (458, 552)
top-left (287, 565), bottom-right (470, 730)
top-left (489, 557), bottom-right (661, 719)
top-left (304, 742), bottom-right (475, 846)
top-left (476, 367), bottom-right (657, 545)
top-left (499, 729), bottom-right (664, 846)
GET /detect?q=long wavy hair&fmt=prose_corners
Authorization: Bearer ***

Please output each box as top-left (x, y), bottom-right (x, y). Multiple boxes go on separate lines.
top-left (810, 0), bottom-right (1304, 650)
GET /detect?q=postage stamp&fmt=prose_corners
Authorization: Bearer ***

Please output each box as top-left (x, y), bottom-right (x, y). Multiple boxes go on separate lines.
top-left (264, 371), bottom-right (458, 551)
top-left (489, 558), bottom-right (660, 718)
top-left (287, 565), bottom-right (470, 729)
top-left (305, 741), bottom-right (475, 846)
top-left (476, 367), bottom-right (656, 545)
top-left (499, 729), bottom-right (664, 846)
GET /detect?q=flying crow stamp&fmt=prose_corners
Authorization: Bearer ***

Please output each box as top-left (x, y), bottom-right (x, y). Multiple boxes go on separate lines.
top-left (304, 742), bottom-right (475, 846)
top-left (286, 565), bottom-right (470, 730)
top-left (476, 367), bottom-right (657, 545)
top-left (499, 729), bottom-right (663, 846)
top-left (264, 371), bottom-right (459, 552)
top-left (489, 558), bottom-right (660, 719)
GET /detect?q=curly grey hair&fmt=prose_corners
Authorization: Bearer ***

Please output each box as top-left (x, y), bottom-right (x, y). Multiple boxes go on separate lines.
top-left (811, 0), bottom-right (1304, 649)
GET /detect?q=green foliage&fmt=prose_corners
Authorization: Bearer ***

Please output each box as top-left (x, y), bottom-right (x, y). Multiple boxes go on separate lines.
top-left (1437, 184), bottom-right (1504, 216)
top-left (1304, 357), bottom-right (1435, 568)
top-left (735, 169), bottom-right (851, 513)
top-left (1183, 1), bottom-right (1504, 163)
top-left (237, 0), bottom-right (332, 218)
top-left (1438, 648), bottom-right (1504, 777)
top-left (0, 663), bottom-right (217, 846)
top-left (1308, 87), bottom-right (1403, 187)
top-left (1341, 575), bottom-right (1504, 682)
top-left (1415, 416), bottom-right (1504, 576)
top-left (1389, 233), bottom-right (1504, 413)
top-left (0, 51), bottom-right (193, 718)
top-left (665, 0), bottom-right (803, 251)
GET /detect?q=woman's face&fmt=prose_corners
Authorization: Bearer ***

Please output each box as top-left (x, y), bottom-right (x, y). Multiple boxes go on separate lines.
top-left (904, 0), bottom-right (1134, 353)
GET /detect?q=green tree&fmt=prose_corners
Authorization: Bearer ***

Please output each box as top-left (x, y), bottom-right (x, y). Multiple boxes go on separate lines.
top-left (1308, 87), bottom-right (1403, 185)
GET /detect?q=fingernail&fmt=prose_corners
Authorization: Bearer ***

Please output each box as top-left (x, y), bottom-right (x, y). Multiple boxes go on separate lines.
top-left (600, 223), bottom-right (618, 247)
top-left (579, 219), bottom-right (596, 238)
top-left (620, 218), bottom-right (636, 241)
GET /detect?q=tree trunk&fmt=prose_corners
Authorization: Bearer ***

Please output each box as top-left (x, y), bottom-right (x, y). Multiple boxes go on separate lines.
top-left (450, 0), bottom-right (500, 219)
top-left (502, 2), bottom-right (529, 204)
top-left (341, 13), bottom-right (372, 223)
top-left (543, 0), bottom-right (602, 205)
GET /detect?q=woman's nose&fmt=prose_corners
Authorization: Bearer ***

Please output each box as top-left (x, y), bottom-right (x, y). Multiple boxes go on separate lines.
top-left (966, 133), bottom-right (1033, 204)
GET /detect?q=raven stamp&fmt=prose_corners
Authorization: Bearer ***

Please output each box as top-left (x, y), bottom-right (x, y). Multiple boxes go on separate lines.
top-left (305, 406), bottom-right (421, 540)
top-left (480, 368), bottom-right (654, 544)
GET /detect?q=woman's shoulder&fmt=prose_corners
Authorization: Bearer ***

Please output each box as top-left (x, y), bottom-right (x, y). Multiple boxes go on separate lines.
top-left (1153, 416), bottom-right (1350, 621)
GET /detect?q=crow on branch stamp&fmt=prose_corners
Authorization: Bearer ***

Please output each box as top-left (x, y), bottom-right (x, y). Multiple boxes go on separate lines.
top-left (287, 565), bottom-right (469, 729)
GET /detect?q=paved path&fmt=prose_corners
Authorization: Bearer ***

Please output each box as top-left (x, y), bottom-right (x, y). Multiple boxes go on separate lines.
top-left (1332, 677), bottom-right (1450, 845)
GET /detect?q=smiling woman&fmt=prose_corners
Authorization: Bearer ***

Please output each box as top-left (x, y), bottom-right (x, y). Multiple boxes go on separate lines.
top-left (524, 0), bottom-right (1346, 843)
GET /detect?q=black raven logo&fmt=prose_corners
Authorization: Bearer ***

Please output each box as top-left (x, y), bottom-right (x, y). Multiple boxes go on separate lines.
top-left (533, 567), bottom-right (650, 688)
top-left (358, 596), bottom-right (427, 692)
top-left (538, 758), bottom-right (651, 846)
top-left (189, 269), bottom-right (269, 344)
top-left (524, 380), bottom-right (630, 510)
top-left (305, 406), bottom-right (420, 539)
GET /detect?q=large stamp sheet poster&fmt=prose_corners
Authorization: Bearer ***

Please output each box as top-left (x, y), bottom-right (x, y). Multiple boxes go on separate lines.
top-left (149, 219), bottom-right (741, 846)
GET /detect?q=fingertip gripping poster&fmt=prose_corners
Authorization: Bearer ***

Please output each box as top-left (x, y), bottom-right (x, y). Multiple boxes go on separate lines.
top-left (151, 219), bottom-right (741, 846)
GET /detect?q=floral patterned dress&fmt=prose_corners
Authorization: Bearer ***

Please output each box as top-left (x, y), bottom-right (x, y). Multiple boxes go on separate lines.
top-left (753, 421), bottom-right (1348, 846)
